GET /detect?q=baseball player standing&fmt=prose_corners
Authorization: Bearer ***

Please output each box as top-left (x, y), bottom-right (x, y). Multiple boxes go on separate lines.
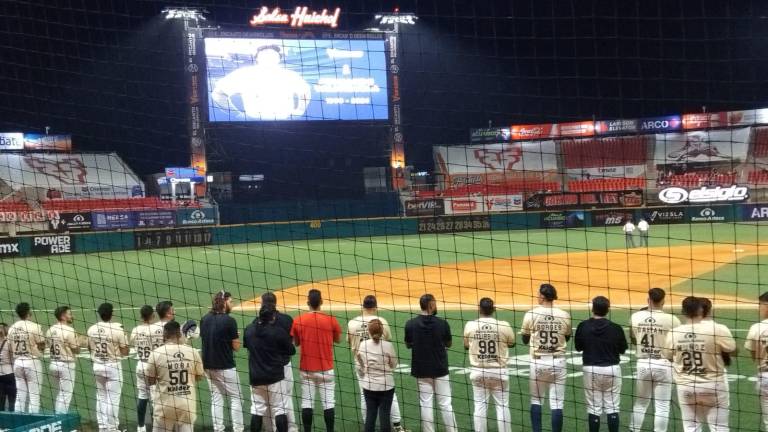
top-left (0, 323), bottom-right (15, 411)
top-left (521, 284), bottom-right (571, 432)
top-left (46, 305), bottom-right (85, 414)
top-left (87, 303), bottom-right (130, 432)
top-left (347, 295), bottom-right (406, 432)
top-left (463, 298), bottom-right (515, 432)
top-left (131, 305), bottom-right (165, 432)
top-left (575, 296), bottom-right (627, 432)
top-left (404, 294), bottom-right (457, 432)
top-left (201, 291), bottom-right (244, 432)
top-left (637, 218), bottom-right (650, 247)
top-left (745, 292), bottom-right (768, 431)
top-left (629, 288), bottom-right (680, 432)
top-left (245, 304), bottom-right (296, 432)
top-left (664, 296), bottom-right (736, 432)
top-left (258, 292), bottom-right (298, 432)
top-left (7, 302), bottom-right (45, 413)
top-left (146, 320), bottom-right (205, 432)
top-left (623, 219), bottom-right (636, 248)
top-left (291, 289), bottom-right (342, 432)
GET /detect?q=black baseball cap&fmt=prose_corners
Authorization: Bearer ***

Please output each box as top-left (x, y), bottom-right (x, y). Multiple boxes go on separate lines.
top-left (362, 295), bottom-right (377, 309)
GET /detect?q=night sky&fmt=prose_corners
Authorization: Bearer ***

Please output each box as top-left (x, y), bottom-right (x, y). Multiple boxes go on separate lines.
top-left (2, 0), bottom-right (768, 199)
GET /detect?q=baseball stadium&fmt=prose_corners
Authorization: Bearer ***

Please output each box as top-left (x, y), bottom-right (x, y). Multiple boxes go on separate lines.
top-left (2, 2), bottom-right (768, 432)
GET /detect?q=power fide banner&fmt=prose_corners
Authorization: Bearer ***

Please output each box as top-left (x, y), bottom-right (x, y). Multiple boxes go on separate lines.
top-left (185, 23), bottom-right (207, 181)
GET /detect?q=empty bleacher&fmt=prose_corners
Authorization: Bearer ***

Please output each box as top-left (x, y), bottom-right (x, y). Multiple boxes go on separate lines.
top-left (568, 178), bottom-right (645, 192)
top-left (753, 127), bottom-right (768, 158)
top-left (561, 136), bottom-right (648, 169)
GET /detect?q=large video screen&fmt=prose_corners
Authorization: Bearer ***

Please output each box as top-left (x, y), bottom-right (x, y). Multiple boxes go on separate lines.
top-left (204, 37), bottom-right (389, 122)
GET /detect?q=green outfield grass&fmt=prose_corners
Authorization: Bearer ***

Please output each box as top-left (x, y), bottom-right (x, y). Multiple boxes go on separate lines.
top-left (1, 222), bottom-right (767, 431)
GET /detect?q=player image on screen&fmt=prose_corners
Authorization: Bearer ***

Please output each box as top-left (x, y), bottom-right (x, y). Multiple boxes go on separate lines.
top-left (205, 37), bottom-right (388, 122)
top-left (211, 44), bottom-right (311, 121)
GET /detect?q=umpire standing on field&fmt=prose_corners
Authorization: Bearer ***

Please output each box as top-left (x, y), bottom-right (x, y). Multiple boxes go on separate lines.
top-left (404, 294), bottom-right (457, 432)
top-left (201, 291), bottom-right (245, 432)
top-left (575, 296), bottom-right (627, 432)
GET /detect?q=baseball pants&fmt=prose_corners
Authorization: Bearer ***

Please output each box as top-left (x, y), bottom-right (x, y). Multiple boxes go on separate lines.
top-left (13, 357), bottom-right (43, 413)
top-left (626, 234), bottom-right (635, 248)
top-left (257, 363), bottom-right (298, 432)
top-left (300, 369), bottom-right (335, 410)
top-left (677, 380), bottom-right (730, 432)
top-left (630, 359), bottom-right (673, 432)
top-left (417, 375), bottom-right (458, 432)
top-left (49, 360), bottom-right (76, 414)
top-left (529, 356), bottom-right (567, 409)
top-left (640, 232), bottom-right (649, 247)
top-left (758, 372), bottom-right (768, 431)
top-left (207, 367), bottom-right (245, 432)
top-left (251, 381), bottom-right (288, 417)
top-left (93, 361), bottom-right (123, 431)
top-left (470, 368), bottom-right (511, 432)
top-left (135, 361), bottom-right (152, 400)
top-left (357, 368), bottom-right (402, 424)
top-left (582, 365), bottom-right (622, 416)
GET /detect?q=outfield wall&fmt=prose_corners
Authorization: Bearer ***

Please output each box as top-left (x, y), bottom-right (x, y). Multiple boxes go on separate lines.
top-left (0, 203), bottom-right (764, 258)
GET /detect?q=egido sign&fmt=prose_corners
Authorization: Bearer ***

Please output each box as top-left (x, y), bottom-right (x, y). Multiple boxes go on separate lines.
top-left (658, 185), bottom-right (749, 204)
top-left (249, 6), bottom-right (341, 28)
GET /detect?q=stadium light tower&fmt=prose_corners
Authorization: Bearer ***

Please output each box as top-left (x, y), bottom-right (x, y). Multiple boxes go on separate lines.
top-left (161, 7), bottom-right (211, 197)
top-left (369, 10), bottom-right (418, 190)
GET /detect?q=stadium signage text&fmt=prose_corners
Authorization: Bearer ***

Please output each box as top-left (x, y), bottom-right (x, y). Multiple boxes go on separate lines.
top-left (248, 6), bottom-right (341, 28)
top-left (690, 207), bottom-right (725, 222)
top-left (638, 115), bottom-right (682, 132)
top-left (32, 235), bottom-right (73, 255)
top-left (0, 238), bottom-right (20, 257)
top-left (658, 185), bottom-right (749, 204)
top-left (404, 199), bottom-right (444, 216)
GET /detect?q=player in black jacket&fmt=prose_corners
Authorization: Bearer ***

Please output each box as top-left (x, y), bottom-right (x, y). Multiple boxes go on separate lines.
top-left (259, 292), bottom-right (297, 432)
top-left (575, 296), bottom-right (628, 432)
top-left (244, 304), bottom-right (296, 432)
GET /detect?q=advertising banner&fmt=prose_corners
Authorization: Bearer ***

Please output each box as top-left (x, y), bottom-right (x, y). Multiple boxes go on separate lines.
top-left (682, 112), bottom-right (729, 130)
top-left (51, 212), bottom-right (92, 232)
top-left (92, 211), bottom-right (135, 230)
top-left (417, 215), bottom-right (491, 234)
top-left (726, 109), bottom-right (768, 127)
top-left (404, 199), bottom-right (445, 217)
top-left (591, 210), bottom-right (635, 227)
top-left (0, 211), bottom-right (55, 223)
top-left (470, 128), bottom-right (511, 144)
top-left (742, 204), bottom-right (768, 221)
top-left (177, 208), bottom-right (217, 226)
top-left (0, 133), bottom-right (24, 150)
top-left (444, 196), bottom-right (484, 214)
top-left (0, 238), bottom-right (21, 258)
top-left (135, 228), bottom-right (213, 250)
top-left (638, 115), bottom-right (682, 133)
top-left (510, 121), bottom-right (593, 140)
top-left (31, 235), bottom-right (73, 256)
top-left (483, 195), bottom-right (523, 212)
top-left (566, 165), bottom-right (646, 179)
top-left (642, 207), bottom-right (686, 224)
top-left (594, 119), bottom-right (638, 135)
top-left (541, 212), bottom-right (567, 228)
top-left (686, 206), bottom-right (733, 223)
top-left (654, 127), bottom-right (751, 164)
top-left (23, 134), bottom-right (72, 152)
top-left (135, 210), bottom-right (176, 228)
top-left (525, 191), bottom-right (642, 209)
top-left (434, 141), bottom-right (558, 176)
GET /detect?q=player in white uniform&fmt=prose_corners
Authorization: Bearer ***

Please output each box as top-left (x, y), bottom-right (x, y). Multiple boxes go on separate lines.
top-left (745, 292), bottom-right (768, 431)
top-left (463, 298), bottom-right (515, 432)
top-left (629, 288), bottom-right (681, 432)
top-left (663, 296), bottom-right (736, 432)
top-left (347, 295), bottom-right (406, 432)
top-left (146, 320), bottom-right (205, 432)
top-left (520, 284), bottom-right (571, 432)
top-left (131, 305), bottom-right (165, 432)
top-left (88, 303), bottom-right (130, 432)
top-left (46, 306), bottom-right (86, 414)
top-left (7, 302), bottom-right (45, 413)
